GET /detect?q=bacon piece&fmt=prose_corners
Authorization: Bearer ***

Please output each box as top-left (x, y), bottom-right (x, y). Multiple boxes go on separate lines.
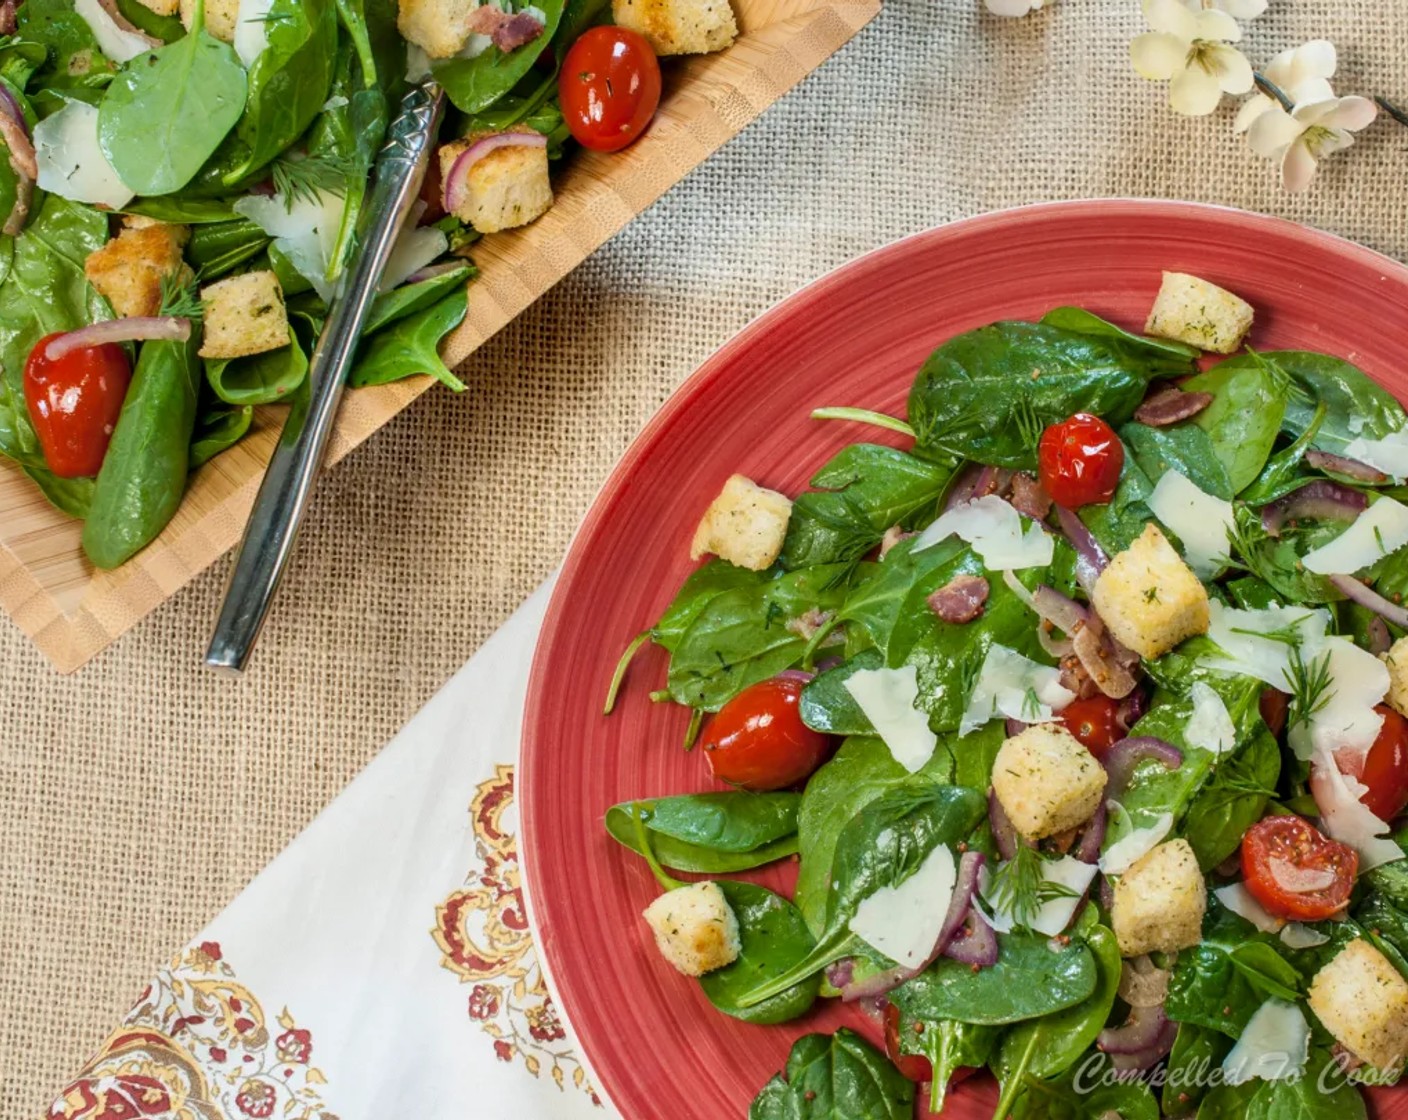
top-left (927, 574), bottom-right (989, 624)
top-left (1009, 472), bottom-right (1052, 521)
top-left (0, 0), bottom-right (17, 35)
top-left (467, 5), bottom-right (545, 51)
top-left (1134, 387), bottom-right (1214, 427)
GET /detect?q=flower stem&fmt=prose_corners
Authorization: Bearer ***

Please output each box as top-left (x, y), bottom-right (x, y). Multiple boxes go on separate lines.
top-left (1376, 97), bottom-right (1408, 130)
top-left (1253, 72), bottom-right (1294, 113)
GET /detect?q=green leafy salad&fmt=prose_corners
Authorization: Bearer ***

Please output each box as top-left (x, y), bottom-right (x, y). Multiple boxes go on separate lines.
top-left (0, 0), bottom-right (733, 566)
top-left (605, 271), bottom-right (1408, 1119)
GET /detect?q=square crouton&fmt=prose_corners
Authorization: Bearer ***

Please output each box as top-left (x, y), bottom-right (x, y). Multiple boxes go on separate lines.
top-left (642, 881), bottom-right (740, 977)
top-left (198, 271), bottom-right (288, 360)
top-left (1309, 938), bottom-right (1408, 1073)
top-left (438, 134), bottom-right (553, 234)
top-left (1092, 524), bottom-right (1210, 660)
top-left (84, 219), bottom-right (191, 320)
top-left (1145, 271), bottom-right (1254, 355)
top-left (179, 0), bottom-right (238, 40)
top-left (1111, 839), bottom-right (1206, 956)
top-left (133, 0), bottom-right (178, 14)
top-left (992, 724), bottom-right (1106, 842)
top-left (396, 0), bottom-right (478, 58)
top-left (612, 0), bottom-right (737, 55)
top-left (690, 474), bottom-right (792, 572)
top-left (1386, 637), bottom-right (1408, 720)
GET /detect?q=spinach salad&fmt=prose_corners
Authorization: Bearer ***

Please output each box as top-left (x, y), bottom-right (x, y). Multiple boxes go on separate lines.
top-left (0, 0), bottom-right (734, 566)
top-left (607, 271), bottom-right (1408, 1119)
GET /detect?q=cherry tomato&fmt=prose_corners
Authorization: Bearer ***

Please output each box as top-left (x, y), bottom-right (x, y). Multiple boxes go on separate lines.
top-left (883, 1002), bottom-right (933, 1083)
top-left (1037, 413), bottom-right (1124, 509)
top-left (1059, 695), bottom-right (1124, 760)
top-left (23, 332), bottom-right (131, 478)
top-left (1259, 687), bottom-right (1289, 739)
top-left (1241, 815), bottom-right (1357, 922)
top-left (700, 676), bottom-right (831, 791)
top-left (559, 27), bottom-right (661, 153)
top-left (1355, 705), bottom-right (1408, 822)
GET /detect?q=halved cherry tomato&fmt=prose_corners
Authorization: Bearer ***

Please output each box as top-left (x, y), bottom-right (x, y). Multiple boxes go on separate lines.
top-left (1241, 815), bottom-right (1357, 922)
top-left (559, 27), bottom-right (661, 153)
top-left (1259, 687), bottom-right (1289, 739)
top-left (1355, 705), bottom-right (1408, 822)
top-left (700, 676), bottom-right (831, 791)
top-left (883, 1001), bottom-right (933, 1083)
top-left (1037, 413), bottom-right (1123, 509)
top-left (1059, 695), bottom-right (1124, 760)
top-left (23, 332), bottom-right (131, 478)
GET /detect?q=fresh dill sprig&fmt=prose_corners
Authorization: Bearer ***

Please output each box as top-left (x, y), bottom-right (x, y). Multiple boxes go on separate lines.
top-left (988, 846), bottom-right (1077, 930)
top-left (269, 151), bottom-right (357, 210)
top-left (1230, 612), bottom-right (1314, 648)
top-left (1020, 685), bottom-right (1043, 722)
top-left (1285, 645), bottom-right (1334, 734)
top-left (158, 271), bottom-right (204, 320)
top-left (1012, 394), bottom-right (1045, 451)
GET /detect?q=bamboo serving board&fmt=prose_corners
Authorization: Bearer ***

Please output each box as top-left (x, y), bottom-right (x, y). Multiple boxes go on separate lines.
top-left (0, 0), bottom-right (880, 672)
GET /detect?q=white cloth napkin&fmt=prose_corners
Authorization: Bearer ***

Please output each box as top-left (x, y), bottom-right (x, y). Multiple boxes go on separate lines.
top-left (49, 579), bottom-right (619, 1120)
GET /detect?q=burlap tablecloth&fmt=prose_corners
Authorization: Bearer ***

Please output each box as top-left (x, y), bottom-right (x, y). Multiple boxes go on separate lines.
top-left (3, 0), bottom-right (1406, 1113)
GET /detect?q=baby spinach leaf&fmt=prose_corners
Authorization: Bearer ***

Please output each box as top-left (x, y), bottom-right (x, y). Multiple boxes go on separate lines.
top-left (1079, 442), bottom-right (1155, 555)
top-left (186, 218), bottom-right (270, 280)
top-left (365, 265), bottom-right (475, 335)
top-left (779, 444), bottom-right (951, 569)
top-left (1166, 904), bottom-right (1302, 1038)
top-left (605, 792), bottom-right (800, 873)
top-left (891, 930), bottom-right (1098, 1026)
top-left (1122, 420), bottom-right (1233, 499)
top-left (205, 327), bottom-right (307, 406)
top-left (189, 398), bottom-right (252, 469)
top-left (1182, 726), bottom-right (1281, 870)
top-left (0, 39), bottom-right (50, 90)
top-left (1008, 1056), bottom-right (1159, 1120)
top-left (333, 0), bottom-right (403, 95)
top-left (825, 535), bottom-right (966, 660)
top-left (1165, 1023), bottom-right (1229, 1116)
top-left (433, 0), bottom-right (564, 114)
top-left (701, 880), bottom-right (819, 1025)
top-left (897, 1017), bottom-right (999, 1115)
top-left (1275, 350), bottom-right (1406, 454)
top-left (800, 650), bottom-right (882, 736)
top-left (1182, 357), bottom-right (1287, 495)
top-left (1194, 1047), bottom-right (1365, 1120)
top-left (749, 1029), bottom-right (913, 1120)
top-left (1239, 401), bottom-right (1328, 507)
top-left (908, 320), bottom-right (1191, 468)
top-left (18, 0), bottom-right (117, 89)
top-left (1040, 306), bottom-right (1201, 362)
top-left (1366, 858), bottom-right (1408, 912)
top-left (97, 4), bottom-right (248, 196)
top-left (125, 196), bottom-right (242, 224)
top-left (114, 0), bottom-right (184, 41)
top-left (349, 291), bottom-right (469, 390)
top-left (649, 561), bottom-right (765, 652)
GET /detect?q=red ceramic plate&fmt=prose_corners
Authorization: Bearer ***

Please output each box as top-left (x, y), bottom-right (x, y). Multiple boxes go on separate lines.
top-left (520, 200), bottom-right (1408, 1118)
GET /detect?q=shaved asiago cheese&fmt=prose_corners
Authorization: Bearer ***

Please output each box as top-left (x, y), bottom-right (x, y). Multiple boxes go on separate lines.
top-left (1146, 469), bottom-right (1235, 578)
top-left (1199, 601), bottom-right (1330, 688)
top-left (1268, 856), bottom-right (1336, 894)
top-left (379, 223), bottom-right (449, 292)
top-left (233, 0), bottom-right (275, 67)
top-left (1286, 636), bottom-right (1388, 761)
top-left (1344, 430), bottom-right (1408, 481)
top-left (848, 843), bottom-right (956, 968)
top-left (1099, 805), bottom-right (1173, 876)
top-left (74, 0), bottom-right (154, 62)
top-left (1221, 998), bottom-right (1310, 1085)
top-left (1214, 882), bottom-right (1284, 933)
top-left (957, 643), bottom-right (1074, 736)
top-left (1302, 496), bottom-right (1408, 575)
top-left (1186, 681), bottom-right (1235, 756)
top-left (979, 856), bottom-right (1095, 937)
top-left (234, 188), bottom-right (345, 301)
top-left (1279, 922), bottom-right (1330, 949)
top-left (843, 665), bottom-right (937, 774)
top-left (1310, 745), bottom-right (1404, 870)
top-left (33, 100), bottom-right (134, 209)
top-left (912, 495), bottom-right (1054, 570)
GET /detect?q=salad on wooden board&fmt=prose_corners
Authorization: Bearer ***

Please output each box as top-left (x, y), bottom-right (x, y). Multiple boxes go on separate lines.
top-left (606, 269), bottom-right (1408, 1119)
top-left (0, 0), bottom-right (735, 568)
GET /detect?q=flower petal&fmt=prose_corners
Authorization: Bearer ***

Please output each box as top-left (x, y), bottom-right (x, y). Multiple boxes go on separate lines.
top-left (1169, 65), bottom-right (1224, 116)
top-left (985, 0), bottom-right (1037, 15)
top-left (1318, 95), bottom-right (1378, 133)
top-left (1234, 92), bottom-right (1273, 134)
top-left (1218, 0), bottom-right (1266, 18)
top-left (1262, 45), bottom-right (1298, 87)
top-left (1289, 77), bottom-right (1336, 108)
top-left (1131, 32), bottom-right (1189, 81)
top-left (1193, 8), bottom-right (1241, 43)
top-left (1207, 43), bottom-right (1254, 94)
top-left (1294, 39), bottom-right (1338, 82)
top-left (1281, 140), bottom-right (1318, 193)
top-left (1249, 106), bottom-right (1306, 158)
top-left (1144, 0), bottom-right (1197, 39)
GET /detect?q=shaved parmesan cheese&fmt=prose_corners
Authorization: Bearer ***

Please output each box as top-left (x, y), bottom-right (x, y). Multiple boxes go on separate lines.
top-left (1279, 922), bottom-right (1330, 949)
top-left (1221, 998), bottom-right (1310, 1085)
top-left (1200, 601), bottom-right (1329, 687)
top-left (1343, 429), bottom-right (1408, 481)
top-left (1287, 636), bottom-right (1388, 761)
top-left (379, 223), bottom-right (449, 292)
top-left (1310, 745), bottom-right (1404, 870)
top-left (1215, 882), bottom-right (1284, 933)
top-left (843, 665), bottom-right (937, 774)
top-left (234, 189), bottom-right (346, 302)
top-left (913, 495), bottom-right (1054, 570)
top-left (1302, 496), bottom-right (1408, 575)
top-left (1186, 681), bottom-right (1235, 756)
top-left (33, 100), bottom-right (134, 209)
top-left (973, 869), bottom-right (1012, 934)
top-left (1100, 805), bottom-right (1173, 876)
top-left (406, 43), bottom-right (432, 81)
top-left (848, 843), bottom-right (956, 968)
top-left (979, 856), bottom-right (1094, 937)
top-left (1147, 469), bottom-right (1235, 578)
top-left (958, 643), bottom-right (1074, 736)
top-left (74, 0), bottom-right (154, 62)
top-left (233, 0), bottom-right (274, 68)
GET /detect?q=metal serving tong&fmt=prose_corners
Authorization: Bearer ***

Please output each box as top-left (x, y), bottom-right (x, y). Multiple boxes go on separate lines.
top-left (204, 81), bottom-right (445, 673)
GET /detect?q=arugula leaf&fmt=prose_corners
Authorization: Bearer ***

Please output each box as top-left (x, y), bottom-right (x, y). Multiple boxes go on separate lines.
top-left (749, 1029), bottom-right (914, 1120)
top-left (348, 292), bottom-right (469, 390)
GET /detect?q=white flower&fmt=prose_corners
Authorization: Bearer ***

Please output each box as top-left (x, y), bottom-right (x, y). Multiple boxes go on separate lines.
top-left (985, 0), bottom-right (1049, 15)
top-left (1131, 0), bottom-right (1255, 116)
top-left (1248, 95), bottom-right (1378, 192)
top-left (1234, 39), bottom-right (1338, 133)
top-left (1184, 0), bottom-right (1267, 18)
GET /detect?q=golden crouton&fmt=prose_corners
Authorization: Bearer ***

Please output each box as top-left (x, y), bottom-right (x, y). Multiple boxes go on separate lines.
top-left (1386, 637), bottom-right (1408, 721)
top-left (198, 271), bottom-right (288, 360)
top-left (396, 0), bottom-right (478, 58)
top-left (1111, 839), bottom-right (1206, 956)
top-left (642, 881), bottom-right (740, 977)
top-left (84, 218), bottom-right (191, 320)
top-left (1145, 271), bottom-right (1254, 355)
top-left (1309, 938), bottom-right (1408, 1073)
top-left (612, 0), bottom-right (737, 55)
top-left (179, 0), bottom-right (238, 40)
top-left (1092, 524), bottom-right (1210, 660)
top-left (992, 723), bottom-right (1106, 842)
top-left (133, 0), bottom-right (178, 14)
top-left (438, 134), bottom-right (553, 234)
top-left (690, 474), bottom-right (793, 572)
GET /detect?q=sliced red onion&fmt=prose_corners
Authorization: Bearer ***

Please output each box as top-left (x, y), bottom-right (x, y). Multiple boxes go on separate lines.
top-left (45, 316), bottom-right (190, 360)
top-left (1032, 584), bottom-right (1088, 636)
top-left (989, 789), bottom-right (1031, 861)
top-left (0, 102), bottom-right (34, 238)
top-left (776, 669), bottom-right (816, 685)
top-left (1001, 568), bottom-right (1036, 609)
top-left (1368, 615), bottom-right (1392, 655)
top-left (1135, 387), bottom-right (1214, 427)
top-left (1005, 717), bottom-right (1029, 738)
top-left (825, 959), bottom-right (854, 990)
top-left (1261, 480), bottom-right (1366, 538)
top-left (972, 466), bottom-right (1013, 500)
top-left (1306, 448), bottom-right (1389, 483)
top-left (1055, 504), bottom-right (1109, 597)
top-left (1038, 622), bottom-right (1075, 660)
top-left (1329, 573), bottom-right (1408, 629)
top-left (814, 656), bottom-right (843, 674)
top-left (403, 260), bottom-right (467, 285)
top-left (944, 463), bottom-right (983, 511)
top-left (442, 131), bottom-right (547, 214)
top-left (942, 906), bottom-right (999, 966)
top-left (1074, 800), bottom-right (1108, 864)
top-left (1098, 872), bottom-right (1115, 911)
top-left (1104, 737), bottom-right (1182, 803)
top-left (1118, 956), bottom-right (1171, 1009)
top-left (1106, 1017), bottom-right (1177, 1076)
top-left (1099, 1003), bottom-right (1172, 1055)
top-left (1116, 689), bottom-right (1147, 733)
top-left (0, 82), bottom-right (28, 140)
top-left (1071, 613), bottom-right (1140, 700)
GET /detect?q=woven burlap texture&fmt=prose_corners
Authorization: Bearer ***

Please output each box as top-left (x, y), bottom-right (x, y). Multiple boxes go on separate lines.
top-left (3, 0), bottom-right (1407, 1113)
